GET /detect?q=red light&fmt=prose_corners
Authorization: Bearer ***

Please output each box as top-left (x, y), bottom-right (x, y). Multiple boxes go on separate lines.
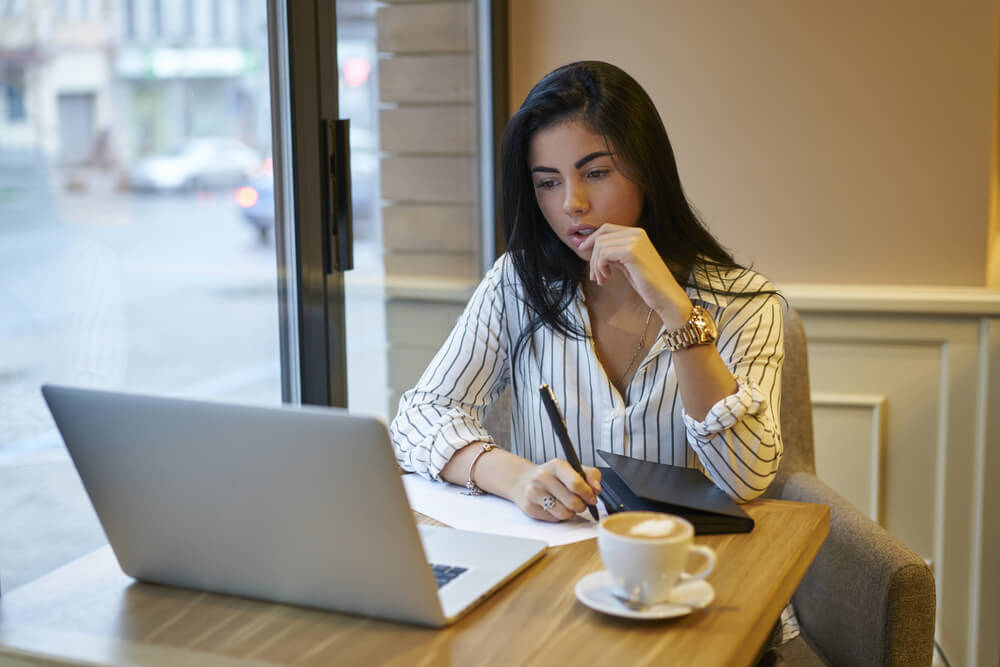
top-left (342, 57), bottom-right (371, 88)
top-left (235, 186), bottom-right (259, 208)
top-left (253, 156), bottom-right (273, 177)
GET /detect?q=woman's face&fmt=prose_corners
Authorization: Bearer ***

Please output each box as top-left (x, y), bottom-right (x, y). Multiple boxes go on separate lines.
top-left (528, 120), bottom-right (644, 260)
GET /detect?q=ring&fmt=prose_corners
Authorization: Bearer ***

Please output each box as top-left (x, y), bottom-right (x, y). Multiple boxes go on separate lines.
top-left (541, 495), bottom-right (556, 511)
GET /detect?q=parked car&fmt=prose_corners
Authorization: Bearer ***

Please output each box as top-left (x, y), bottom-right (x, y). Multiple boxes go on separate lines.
top-left (235, 129), bottom-right (377, 243)
top-left (129, 137), bottom-right (261, 192)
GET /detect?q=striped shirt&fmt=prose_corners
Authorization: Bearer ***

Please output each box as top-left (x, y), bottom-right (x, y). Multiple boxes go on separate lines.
top-left (390, 254), bottom-right (784, 503)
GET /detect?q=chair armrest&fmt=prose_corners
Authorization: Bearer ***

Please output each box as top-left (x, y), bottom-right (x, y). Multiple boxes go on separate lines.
top-left (780, 472), bottom-right (936, 667)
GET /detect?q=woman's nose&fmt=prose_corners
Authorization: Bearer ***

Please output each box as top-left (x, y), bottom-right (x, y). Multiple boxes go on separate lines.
top-left (562, 182), bottom-right (589, 216)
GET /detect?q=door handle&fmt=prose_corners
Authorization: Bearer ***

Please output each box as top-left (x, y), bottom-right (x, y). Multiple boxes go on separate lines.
top-left (325, 118), bottom-right (354, 272)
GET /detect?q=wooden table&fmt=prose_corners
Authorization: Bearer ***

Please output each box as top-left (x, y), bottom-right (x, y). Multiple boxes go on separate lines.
top-left (0, 499), bottom-right (828, 667)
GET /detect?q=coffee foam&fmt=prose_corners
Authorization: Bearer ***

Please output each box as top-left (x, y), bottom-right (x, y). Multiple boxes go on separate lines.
top-left (628, 517), bottom-right (677, 538)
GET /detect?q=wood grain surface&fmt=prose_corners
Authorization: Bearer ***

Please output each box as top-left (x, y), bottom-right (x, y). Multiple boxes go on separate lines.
top-left (0, 499), bottom-right (828, 667)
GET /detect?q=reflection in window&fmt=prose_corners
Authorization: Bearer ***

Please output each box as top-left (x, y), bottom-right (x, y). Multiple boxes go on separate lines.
top-left (2, 0), bottom-right (26, 19)
top-left (3, 67), bottom-right (26, 122)
top-left (212, 0), bottom-right (222, 42)
top-left (185, 0), bottom-right (195, 41)
top-left (151, 0), bottom-right (162, 39)
top-left (123, 0), bottom-right (135, 39)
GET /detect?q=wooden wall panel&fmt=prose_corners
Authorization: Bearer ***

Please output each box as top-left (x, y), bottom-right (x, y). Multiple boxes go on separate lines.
top-left (386, 300), bottom-right (465, 339)
top-left (379, 106), bottom-right (476, 154)
top-left (385, 297), bottom-right (467, 416)
top-left (384, 251), bottom-right (478, 282)
top-left (377, 3), bottom-right (473, 53)
top-left (382, 205), bottom-right (478, 252)
top-left (380, 156), bottom-right (477, 203)
top-left (379, 55), bottom-right (476, 104)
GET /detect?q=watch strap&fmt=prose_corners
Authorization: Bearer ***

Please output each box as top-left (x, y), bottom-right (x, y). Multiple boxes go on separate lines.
top-left (664, 304), bottom-right (716, 352)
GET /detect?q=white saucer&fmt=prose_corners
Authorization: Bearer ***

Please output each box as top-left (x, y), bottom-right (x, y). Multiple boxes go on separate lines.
top-left (574, 570), bottom-right (715, 620)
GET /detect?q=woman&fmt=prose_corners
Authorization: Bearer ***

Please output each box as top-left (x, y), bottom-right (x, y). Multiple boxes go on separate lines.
top-left (390, 60), bottom-right (783, 523)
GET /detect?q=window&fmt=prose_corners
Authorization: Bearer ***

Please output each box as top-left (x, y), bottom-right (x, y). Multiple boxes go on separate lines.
top-left (0, 0), bottom-right (497, 606)
top-left (0, 0), bottom-right (278, 593)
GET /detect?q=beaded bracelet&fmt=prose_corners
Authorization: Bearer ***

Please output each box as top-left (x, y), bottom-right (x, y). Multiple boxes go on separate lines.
top-left (461, 442), bottom-right (496, 496)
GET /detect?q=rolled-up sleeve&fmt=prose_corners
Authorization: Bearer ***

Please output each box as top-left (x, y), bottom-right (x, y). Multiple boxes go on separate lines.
top-left (389, 259), bottom-right (510, 480)
top-left (683, 293), bottom-right (784, 502)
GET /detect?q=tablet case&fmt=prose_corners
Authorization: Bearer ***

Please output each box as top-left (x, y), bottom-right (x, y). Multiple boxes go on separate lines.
top-left (597, 450), bottom-right (754, 534)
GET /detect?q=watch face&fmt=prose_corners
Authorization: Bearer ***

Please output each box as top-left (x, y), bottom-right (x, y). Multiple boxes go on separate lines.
top-left (693, 306), bottom-right (718, 342)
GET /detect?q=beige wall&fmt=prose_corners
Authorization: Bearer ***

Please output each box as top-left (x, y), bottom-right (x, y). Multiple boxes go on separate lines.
top-left (509, 0), bottom-right (997, 286)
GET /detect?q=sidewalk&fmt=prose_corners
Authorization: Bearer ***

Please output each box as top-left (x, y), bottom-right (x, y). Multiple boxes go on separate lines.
top-left (0, 446), bottom-right (105, 593)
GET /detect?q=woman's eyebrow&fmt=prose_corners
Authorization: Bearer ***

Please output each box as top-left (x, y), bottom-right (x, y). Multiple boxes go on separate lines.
top-left (574, 151), bottom-right (612, 169)
top-left (530, 151), bottom-right (614, 174)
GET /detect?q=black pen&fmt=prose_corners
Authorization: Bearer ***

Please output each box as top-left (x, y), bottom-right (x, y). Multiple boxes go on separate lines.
top-left (538, 384), bottom-right (601, 522)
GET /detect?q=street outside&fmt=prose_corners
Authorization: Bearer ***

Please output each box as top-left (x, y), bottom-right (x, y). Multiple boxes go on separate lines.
top-left (0, 0), bottom-right (387, 598)
top-left (0, 153), bottom-right (388, 590)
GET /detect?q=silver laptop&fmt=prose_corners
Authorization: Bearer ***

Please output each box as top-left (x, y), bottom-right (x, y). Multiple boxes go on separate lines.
top-left (41, 384), bottom-right (547, 627)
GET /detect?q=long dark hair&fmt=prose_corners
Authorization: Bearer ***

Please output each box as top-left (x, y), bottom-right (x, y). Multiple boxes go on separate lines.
top-left (499, 60), bottom-right (757, 357)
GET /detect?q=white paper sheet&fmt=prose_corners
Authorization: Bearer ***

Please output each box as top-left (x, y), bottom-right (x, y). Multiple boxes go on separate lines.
top-left (402, 474), bottom-right (606, 546)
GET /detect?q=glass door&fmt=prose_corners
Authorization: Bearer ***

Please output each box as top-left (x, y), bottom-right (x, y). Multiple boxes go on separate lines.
top-left (268, 0), bottom-right (497, 422)
top-left (337, 0), bottom-right (496, 421)
top-left (254, 0), bottom-right (499, 420)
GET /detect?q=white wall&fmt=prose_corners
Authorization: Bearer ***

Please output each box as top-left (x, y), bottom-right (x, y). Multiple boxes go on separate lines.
top-left (785, 286), bottom-right (1000, 667)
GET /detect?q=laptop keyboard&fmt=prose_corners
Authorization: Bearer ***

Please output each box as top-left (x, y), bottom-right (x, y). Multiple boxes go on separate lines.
top-left (431, 563), bottom-right (468, 588)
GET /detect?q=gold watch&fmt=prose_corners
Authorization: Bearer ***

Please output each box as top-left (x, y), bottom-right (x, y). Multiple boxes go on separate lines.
top-left (664, 304), bottom-right (718, 351)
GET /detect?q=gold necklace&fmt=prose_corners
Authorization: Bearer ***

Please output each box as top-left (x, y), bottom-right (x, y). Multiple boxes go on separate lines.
top-left (619, 307), bottom-right (654, 386)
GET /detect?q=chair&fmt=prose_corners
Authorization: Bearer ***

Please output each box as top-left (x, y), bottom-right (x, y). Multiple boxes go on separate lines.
top-left (764, 307), bottom-right (936, 666)
top-left (483, 306), bottom-right (936, 666)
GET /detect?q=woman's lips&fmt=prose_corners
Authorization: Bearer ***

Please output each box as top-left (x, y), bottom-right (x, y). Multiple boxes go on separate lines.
top-left (568, 225), bottom-right (598, 248)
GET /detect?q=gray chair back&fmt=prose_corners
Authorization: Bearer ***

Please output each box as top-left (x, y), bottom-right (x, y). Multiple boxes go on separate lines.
top-left (768, 305), bottom-right (816, 496)
top-left (483, 305), bottom-right (816, 493)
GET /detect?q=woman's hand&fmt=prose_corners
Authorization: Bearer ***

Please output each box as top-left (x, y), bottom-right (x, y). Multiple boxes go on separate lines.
top-left (511, 459), bottom-right (602, 522)
top-left (579, 224), bottom-right (689, 324)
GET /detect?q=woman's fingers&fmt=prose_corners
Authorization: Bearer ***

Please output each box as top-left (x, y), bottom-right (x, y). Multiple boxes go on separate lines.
top-left (584, 226), bottom-right (647, 285)
top-left (512, 461), bottom-right (605, 523)
top-left (535, 489), bottom-right (576, 521)
top-left (585, 226), bottom-right (684, 313)
top-left (549, 460), bottom-right (598, 507)
top-left (537, 467), bottom-right (588, 514)
top-left (583, 465), bottom-right (602, 494)
top-left (518, 460), bottom-right (600, 521)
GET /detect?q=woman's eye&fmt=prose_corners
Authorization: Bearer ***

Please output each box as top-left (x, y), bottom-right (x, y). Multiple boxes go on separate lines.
top-left (587, 169), bottom-right (609, 180)
top-left (534, 180), bottom-right (558, 190)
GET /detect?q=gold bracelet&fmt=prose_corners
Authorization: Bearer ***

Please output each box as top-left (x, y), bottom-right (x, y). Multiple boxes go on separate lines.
top-left (462, 442), bottom-right (496, 496)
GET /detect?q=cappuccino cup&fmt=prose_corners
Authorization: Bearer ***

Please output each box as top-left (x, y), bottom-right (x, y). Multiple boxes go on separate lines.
top-left (598, 511), bottom-right (715, 606)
